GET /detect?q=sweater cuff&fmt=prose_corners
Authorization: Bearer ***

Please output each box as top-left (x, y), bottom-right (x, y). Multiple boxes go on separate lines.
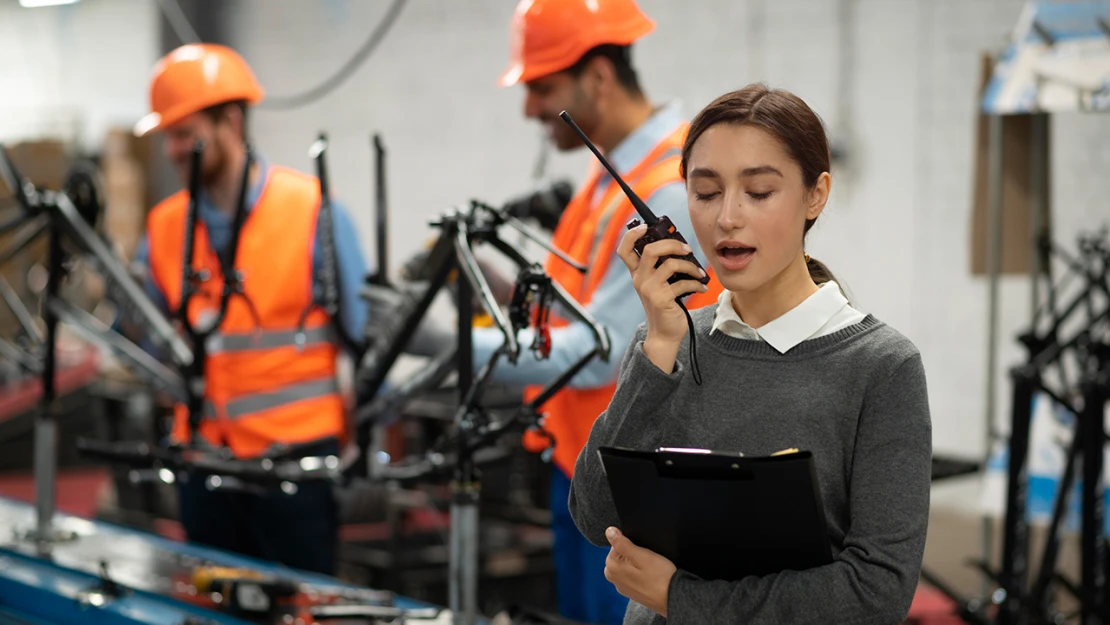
top-left (665, 569), bottom-right (699, 623)
top-left (627, 339), bottom-right (684, 394)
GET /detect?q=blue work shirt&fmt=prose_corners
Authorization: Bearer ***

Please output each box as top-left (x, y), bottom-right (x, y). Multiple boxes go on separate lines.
top-left (471, 101), bottom-right (709, 388)
top-left (131, 155), bottom-right (369, 355)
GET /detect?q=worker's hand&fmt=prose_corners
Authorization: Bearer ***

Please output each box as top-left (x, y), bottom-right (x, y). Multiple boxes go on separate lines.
top-left (400, 243), bottom-right (436, 282)
top-left (362, 283), bottom-right (454, 357)
top-left (402, 244), bottom-right (512, 306)
top-left (604, 526), bottom-right (675, 618)
top-left (617, 224), bottom-right (707, 371)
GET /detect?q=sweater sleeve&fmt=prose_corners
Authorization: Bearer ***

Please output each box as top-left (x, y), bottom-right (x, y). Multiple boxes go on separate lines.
top-left (665, 353), bottom-right (933, 625)
top-left (568, 324), bottom-right (686, 548)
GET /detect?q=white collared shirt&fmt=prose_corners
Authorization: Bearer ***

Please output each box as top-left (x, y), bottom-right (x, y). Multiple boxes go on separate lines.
top-left (710, 281), bottom-right (867, 353)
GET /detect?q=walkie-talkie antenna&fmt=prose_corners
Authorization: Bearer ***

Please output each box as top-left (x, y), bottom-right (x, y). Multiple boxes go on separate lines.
top-left (561, 111), bottom-right (709, 387)
top-left (559, 110), bottom-right (658, 226)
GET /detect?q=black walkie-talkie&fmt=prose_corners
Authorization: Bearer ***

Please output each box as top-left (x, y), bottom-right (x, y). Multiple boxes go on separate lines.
top-left (560, 110), bottom-right (707, 386)
top-left (558, 110), bottom-right (709, 288)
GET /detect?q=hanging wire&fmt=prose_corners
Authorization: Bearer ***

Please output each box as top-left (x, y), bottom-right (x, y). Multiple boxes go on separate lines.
top-left (155, 0), bottom-right (200, 44)
top-left (153, 0), bottom-right (408, 111)
top-left (260, 0), bottom-right (408, 110)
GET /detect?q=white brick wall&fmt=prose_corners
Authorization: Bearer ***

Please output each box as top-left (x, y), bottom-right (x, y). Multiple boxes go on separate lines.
top-left (223, 0), bottom-right (1110, 471)
top-left (0, 0), bottom-right (159, 151)
top-left (1, 0), bottom-right (1107, 489)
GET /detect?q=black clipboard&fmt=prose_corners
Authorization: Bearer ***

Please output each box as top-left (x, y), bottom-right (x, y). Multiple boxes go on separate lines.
top-left (598, 446), bottom-right (833, 582)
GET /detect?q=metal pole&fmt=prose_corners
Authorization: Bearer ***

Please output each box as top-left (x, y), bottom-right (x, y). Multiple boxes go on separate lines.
top-left (450, 215), bottom-right (479, 625)
top-left (997, 365), bottom-right (1036, 625)
top-left (1079, 358), bottom-right (1108, 624)
top-left (373, 134), bottom-right (389, 285)
top-left (33, 215), bottom-right (62, 554)
top-left (455, 488), bottom-right (479, 625)
top-left (1029, 114), bottom-right (1047, 315)
top-left (983, 112), bottom-right (1005, 599)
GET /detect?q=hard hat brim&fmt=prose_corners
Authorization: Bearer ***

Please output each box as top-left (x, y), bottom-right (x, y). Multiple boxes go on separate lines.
top-left (497, 15), bottom-right (655, 88)
top-left (133, 87), bottom-right (264, 137)
top-left (498, 62), bottom-right (526, 88)
top-left (133, 112), bottom-right (162, 138)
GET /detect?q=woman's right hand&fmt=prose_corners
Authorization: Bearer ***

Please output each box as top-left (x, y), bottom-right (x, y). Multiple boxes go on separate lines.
top-left (617, 225), bottom-right (709, 370)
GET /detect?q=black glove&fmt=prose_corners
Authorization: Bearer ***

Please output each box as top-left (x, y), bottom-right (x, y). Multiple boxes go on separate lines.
top-left (362, 282), bottom-right (455, 358)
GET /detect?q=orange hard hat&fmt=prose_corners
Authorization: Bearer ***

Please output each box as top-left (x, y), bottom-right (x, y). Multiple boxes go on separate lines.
top-left (134, 43), bottom-right (264, 137)
top-left (499, 0), bottom-right (654, 87)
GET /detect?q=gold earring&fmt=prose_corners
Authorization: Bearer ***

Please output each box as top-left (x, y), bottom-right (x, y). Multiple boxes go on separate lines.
top-left (804, 253), bottom-right (811, 263)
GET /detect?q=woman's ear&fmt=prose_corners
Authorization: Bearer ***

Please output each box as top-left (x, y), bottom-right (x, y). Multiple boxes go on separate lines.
top-left (806, 172), bottom-right (832, 220)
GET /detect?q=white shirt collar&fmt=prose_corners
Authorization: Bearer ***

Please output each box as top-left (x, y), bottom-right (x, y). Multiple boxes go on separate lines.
top-left (711, 281), bottom-right (855, 353)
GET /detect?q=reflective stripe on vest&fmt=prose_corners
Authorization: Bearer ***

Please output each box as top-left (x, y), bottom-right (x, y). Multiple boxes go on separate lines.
top-left (148, 166), bottom-right (348, 457)
top-left (584, 147), bottom-right (683, 273)
top-left (204, 325), bottom-right (334, 355)
top-left (519, 121), bottom-right (726, 478)
top-left (204, 377), bottom-right (340, 421)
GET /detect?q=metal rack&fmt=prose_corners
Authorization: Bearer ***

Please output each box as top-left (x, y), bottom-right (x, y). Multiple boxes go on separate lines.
top-left (0, 143), bottom-right (192, 555)
top-left (353, 198), bottom-right (610, 625)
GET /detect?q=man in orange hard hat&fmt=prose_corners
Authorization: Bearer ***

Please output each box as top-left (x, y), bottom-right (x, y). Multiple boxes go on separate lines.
top-left (128, 43), bottom-right (368, 575)
top-left (477, 1), bottom-right (723, 622)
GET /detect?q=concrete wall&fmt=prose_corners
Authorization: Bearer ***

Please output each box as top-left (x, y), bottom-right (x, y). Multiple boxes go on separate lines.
top-left (225, 0), bottom-right (1110, 468)
top-left (0, 0), bottom-right (159, 152)
top-left (2, 0), bottom-right (1109, 506)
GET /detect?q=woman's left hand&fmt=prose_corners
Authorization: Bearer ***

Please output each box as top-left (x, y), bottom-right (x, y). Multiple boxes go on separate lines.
top-left (604, 526), bottom-right (677, 617)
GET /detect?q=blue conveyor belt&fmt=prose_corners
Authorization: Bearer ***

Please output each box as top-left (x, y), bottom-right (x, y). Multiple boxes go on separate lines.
top-left (0, 496), bottom-right (454, 624)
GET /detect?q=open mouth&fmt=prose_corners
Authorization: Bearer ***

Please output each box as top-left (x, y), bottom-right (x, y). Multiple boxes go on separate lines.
top-left (716, 243), bottom-right (756, 270)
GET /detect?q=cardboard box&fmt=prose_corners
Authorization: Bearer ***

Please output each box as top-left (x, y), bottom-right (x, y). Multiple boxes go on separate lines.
top-left (0, 140), bottom-right (68, 338)
top-left (969, 53), bottom-right (1053, 276)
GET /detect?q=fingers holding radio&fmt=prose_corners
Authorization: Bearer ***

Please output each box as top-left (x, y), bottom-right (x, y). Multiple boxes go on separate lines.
top-left (634, 244), bottom-right (707, 290)
top-left (621, 234), bottom-right (709, 345)
top-left (648, 257), bottom-right (709, 297)
top-left (617, 224), bottom-right (649, 272)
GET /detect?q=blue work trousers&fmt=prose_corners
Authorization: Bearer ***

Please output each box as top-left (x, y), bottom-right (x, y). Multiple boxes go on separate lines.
top-left (550, 466), bottom-right (629, 625)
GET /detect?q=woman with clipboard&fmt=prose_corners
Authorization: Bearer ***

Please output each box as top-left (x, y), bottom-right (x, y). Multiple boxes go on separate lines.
top-left (568, 84), bottom-right (932, 624)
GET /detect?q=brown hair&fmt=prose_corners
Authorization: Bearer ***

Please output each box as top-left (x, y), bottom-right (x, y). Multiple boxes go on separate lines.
top-left (565, 44), bottom-right (643, 97)
top-left (201, 100), bottom-right (249, 141)
top-left (680, 83), bottom-right (838, 287)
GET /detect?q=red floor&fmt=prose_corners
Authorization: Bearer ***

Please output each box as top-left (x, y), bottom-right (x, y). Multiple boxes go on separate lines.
top-left (0, 466), bottom-right (110, 518)
top-left (0, 348), bottom-right (100, 424)
top-left (906, 585), bottom-right (963, 624)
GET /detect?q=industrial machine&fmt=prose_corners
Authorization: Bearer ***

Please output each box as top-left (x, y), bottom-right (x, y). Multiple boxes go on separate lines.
top-left (0, 495), bottom-right (452, 624)
top-left (0, 131), bottom-right (587, 625)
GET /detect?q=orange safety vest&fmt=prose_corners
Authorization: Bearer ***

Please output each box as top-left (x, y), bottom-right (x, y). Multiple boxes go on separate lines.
top-left (147, 165), bottom-right (346, 459)
top-left (521, 122), bottom-right (724, 477)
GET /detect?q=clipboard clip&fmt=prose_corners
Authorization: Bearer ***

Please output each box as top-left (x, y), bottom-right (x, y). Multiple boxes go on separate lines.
top-left (656, 446), bottom-right (800, 457)
top-left (654, 450), bottom-right (754, 480)
top-left (657, 447), bottom-right (742, 457)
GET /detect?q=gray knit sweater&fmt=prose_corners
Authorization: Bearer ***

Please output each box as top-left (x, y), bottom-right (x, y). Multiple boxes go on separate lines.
top-left (569, 305), bottom-right (932, 624)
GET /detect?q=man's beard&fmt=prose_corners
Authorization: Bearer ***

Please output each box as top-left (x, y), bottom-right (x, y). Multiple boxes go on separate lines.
top-left (549, 89), bottom-right (599, 152)
top-left (175, 143), bottom-right (226, 188)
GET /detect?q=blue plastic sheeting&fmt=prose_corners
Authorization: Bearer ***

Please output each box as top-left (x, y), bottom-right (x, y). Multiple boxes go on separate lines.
top-left (980, 392), bottom-right (1110, 536)
top-left (981, 1), bottom-right (1110, 114)
top-left (0, 548), bottom-right (255, 625)
top-left (0, 606), bottom-right (55, 625)
top-left (0, 495), bottom-right (448, 624)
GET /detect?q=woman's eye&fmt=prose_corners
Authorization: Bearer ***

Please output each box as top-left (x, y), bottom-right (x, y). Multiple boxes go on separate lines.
top-left (748, 191), bottom-right (773, 201)
top-left (694, 191), bottom-right (719, 201)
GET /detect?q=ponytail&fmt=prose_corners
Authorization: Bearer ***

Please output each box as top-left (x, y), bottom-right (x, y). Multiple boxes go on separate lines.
top-left (804, 254), bottom-right (835, 285)
top-left (806, 254), bottom-right (849, 300)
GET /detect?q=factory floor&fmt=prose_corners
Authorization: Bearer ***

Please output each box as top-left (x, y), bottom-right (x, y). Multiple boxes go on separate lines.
top-left (0, 468), bottom-right (1015, 624)
top-left (0, 471), bottom-right (989, 623)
